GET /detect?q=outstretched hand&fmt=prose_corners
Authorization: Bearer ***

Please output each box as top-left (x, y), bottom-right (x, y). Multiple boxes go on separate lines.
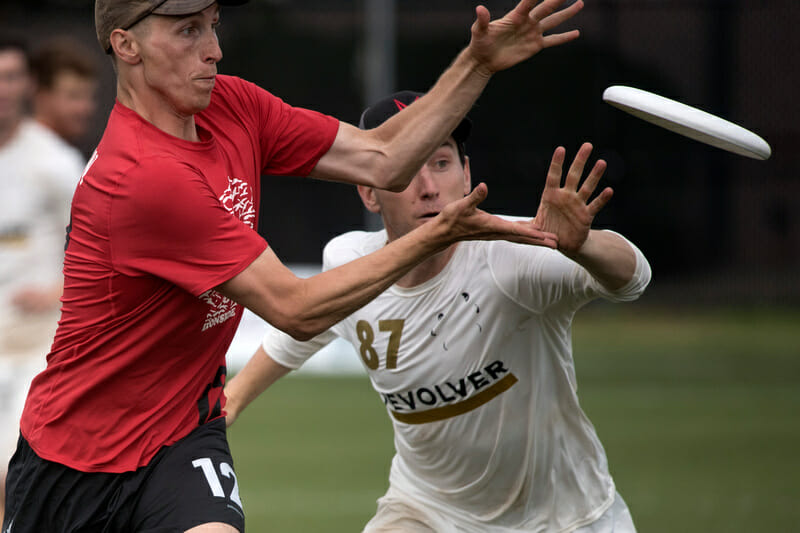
top-left (439, 182), bottom-right (558, 248)
top-left (534, 143), bottom-right (613, 256)
top-left (468, 0), bottom-right (584, 75)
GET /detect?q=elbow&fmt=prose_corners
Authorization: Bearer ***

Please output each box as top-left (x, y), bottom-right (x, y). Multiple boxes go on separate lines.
top-left (271, 313), bottom-right (326, 342)
top-left (371, 169), bottom-right (411, 193)
top-left (357, 133), bottom-right (414, 192)
top-left (369, 154), bottom-right (413, 192)
top-left (285, 325), bottom-right (318, 342)
top-left (381, 173), bottom-right (412, 193)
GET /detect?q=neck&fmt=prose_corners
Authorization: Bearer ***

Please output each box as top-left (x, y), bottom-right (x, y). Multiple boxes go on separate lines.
top-left (34, 112), bottom-right (53, 129)
top-left (0, 116), bottom-right (24, 148)
top-left (116, 81), bottom-right (199, 142)
top-left (395, 243), bottom-right (458, 288)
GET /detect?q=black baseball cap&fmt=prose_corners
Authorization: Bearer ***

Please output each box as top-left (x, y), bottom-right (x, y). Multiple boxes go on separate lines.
top-left (358, 90), bottom-right (472, 145)
top-left (95, 0), bottom-right (249, 53)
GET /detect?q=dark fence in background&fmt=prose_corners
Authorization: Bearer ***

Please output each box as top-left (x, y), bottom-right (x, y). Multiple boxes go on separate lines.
top-left (2, 0), bottom-right (797, 305)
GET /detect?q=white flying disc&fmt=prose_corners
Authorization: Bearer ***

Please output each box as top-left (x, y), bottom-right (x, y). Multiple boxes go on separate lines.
top-left (603, 85), bottom-right (771, 160)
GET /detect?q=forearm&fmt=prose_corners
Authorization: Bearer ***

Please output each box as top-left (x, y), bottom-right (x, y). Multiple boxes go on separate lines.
top-left (370, 50), bottom-right (491, 190)
top-left (312, 50), bottom-right (490, 192)
top-left (566, 230), bottom-right (637, 291)
top-left (222, 187), bottom-right (556, 340)
top-left (222, 216), bottom-right (448, 341)
top-left (225, 345), bottom-right (292, 426)
top-left (287, 219), bottom-right (448, 337)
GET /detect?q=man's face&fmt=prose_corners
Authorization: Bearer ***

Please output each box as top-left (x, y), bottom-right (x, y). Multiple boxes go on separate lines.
top-left (0, 49), bottom-right (31, 126)
top-left (36, 70), bottom-right (98, 142)
top-left (131, 4), bottom-right (222, 116)
top-left (369, 139), bottom-right (471, 241)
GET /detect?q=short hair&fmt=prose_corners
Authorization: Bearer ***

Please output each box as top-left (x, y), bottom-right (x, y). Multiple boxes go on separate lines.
top-left (0, 36), bottom-right (31, 71)
top-left (30, 37), bottom-right (97, 90)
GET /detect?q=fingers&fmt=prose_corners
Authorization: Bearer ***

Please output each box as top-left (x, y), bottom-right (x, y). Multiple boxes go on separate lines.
top-left (537, 0), bottom-right (584, 29)
top-left (473, 5), bottom-right (491, 34)
top-left (464, 182), bottom-right (489, 208)
top-left (541, 30), bottom-right (581, 49)
top-left (512, 0), bottom-right (539, 18)
top-left (564, 142), bottom-right (592, 191)
top-left (505, 221), bottom-right (558, 249)
top-left (501, 219), bottom-right (558, 248)
top-left (578, 159), bottom-right (607, 202)
top-left (587, 187), bottom-right (613, 217)
top-left (545, 146), bottom-right (566, 190)
top-left (551, 143), bottom-right (611, 205)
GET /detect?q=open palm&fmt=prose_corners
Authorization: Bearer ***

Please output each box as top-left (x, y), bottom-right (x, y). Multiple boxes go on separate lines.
top-left (534, 143), bottom-right (613, 256)
top-left (468, 0), bottom-right (584, 74)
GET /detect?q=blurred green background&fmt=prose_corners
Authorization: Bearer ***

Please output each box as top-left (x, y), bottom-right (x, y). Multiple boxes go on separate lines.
top-left (229, 305), bottom-right (800, 532)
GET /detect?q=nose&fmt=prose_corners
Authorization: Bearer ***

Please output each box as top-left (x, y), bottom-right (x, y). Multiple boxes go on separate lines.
top-left (414, 167), bottom-right (439, 199)
top-left (204, 30), bottom-right (223, 64)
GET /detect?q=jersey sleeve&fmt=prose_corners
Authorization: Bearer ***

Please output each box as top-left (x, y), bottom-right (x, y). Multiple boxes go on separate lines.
top-left (261, 326), bottom-right (337, 370)
top-left (214, 76), bottom-right (339, 177)
top-left (109, 158), bottom-right (267, 296)
top-left (488, 230), bottom-right (651, 314)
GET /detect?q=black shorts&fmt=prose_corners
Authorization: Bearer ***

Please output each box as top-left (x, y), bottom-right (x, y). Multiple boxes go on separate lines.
top-left (3, 418), bottom-right (245, 532)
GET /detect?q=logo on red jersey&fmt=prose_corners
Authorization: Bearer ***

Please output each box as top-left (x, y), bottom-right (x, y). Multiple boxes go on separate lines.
top-left (219, 177), bottom-right (256, 229)
top-left (201, 177), bottom-right (255, 331)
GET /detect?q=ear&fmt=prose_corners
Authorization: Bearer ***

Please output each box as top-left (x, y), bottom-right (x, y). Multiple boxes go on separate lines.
top-left (357, 185), bottom-right (381, 214)
top-left (462, 156), bottom-right (472, 196)
top-left (109, 29), bottom-right (142, 65)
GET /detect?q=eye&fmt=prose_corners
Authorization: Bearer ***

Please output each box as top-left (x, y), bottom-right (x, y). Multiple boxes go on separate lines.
top-left (433, 159), bottom-right (450, 170)
top-left (181, 24), bottom-right (198, 36)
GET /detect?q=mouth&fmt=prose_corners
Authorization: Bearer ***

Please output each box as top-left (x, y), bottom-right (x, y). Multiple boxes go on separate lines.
top-left (195, 76), bottom-right (216, 85)
top-left (418, 211), bottom-right (440, 221)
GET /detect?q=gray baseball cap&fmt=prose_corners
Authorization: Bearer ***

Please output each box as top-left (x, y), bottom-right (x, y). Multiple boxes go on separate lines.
top-left (95, 0), bottom-right (248, 53)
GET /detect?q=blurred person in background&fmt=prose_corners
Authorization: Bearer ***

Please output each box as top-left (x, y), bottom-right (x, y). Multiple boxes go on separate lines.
top-left (0, 37), bottom-right (86, 526)
top-left (225, 91), bottom-right (652, 533)
top-left (30, 36), bottom-right (99, 149)
top-left (3, 0), bottom-right (585, 531)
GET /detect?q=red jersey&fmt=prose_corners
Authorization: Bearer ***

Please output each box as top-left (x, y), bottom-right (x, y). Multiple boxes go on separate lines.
top-left (20, 75), bottom-right (339, 472)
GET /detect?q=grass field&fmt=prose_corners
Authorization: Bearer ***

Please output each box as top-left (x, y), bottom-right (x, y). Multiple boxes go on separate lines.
top-left (228, 306), bottom-right (800, 532)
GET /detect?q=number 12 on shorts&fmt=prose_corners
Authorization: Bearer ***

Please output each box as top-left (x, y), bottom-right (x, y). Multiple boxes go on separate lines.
top-left (192, 457), bottom-right (244, 511)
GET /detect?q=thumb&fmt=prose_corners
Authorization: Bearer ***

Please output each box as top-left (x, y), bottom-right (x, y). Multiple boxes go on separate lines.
top-left (473, 5), bottom-right (491, 35)
top-left (464, 182), bottom-right (489, 208)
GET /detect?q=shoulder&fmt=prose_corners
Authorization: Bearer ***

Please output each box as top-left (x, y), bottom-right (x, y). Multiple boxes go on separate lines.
top-left (20, 120), bottom-right (82, 159)
top-left (322, 230), bottom-right (387, 270)
top-left (207, 75), bottom-right (282, 114)
top-left (212, 74), bottom-right (258, 95)
top-left (18, 120), bottom-right (85, 180)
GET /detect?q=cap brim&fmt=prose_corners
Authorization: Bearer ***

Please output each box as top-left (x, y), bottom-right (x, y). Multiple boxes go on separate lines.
top-left (153, 0), bottom-right (248, 16)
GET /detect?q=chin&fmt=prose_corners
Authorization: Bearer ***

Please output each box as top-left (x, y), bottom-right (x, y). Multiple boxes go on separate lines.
top-left (187, 96), bottom-right (213, 115)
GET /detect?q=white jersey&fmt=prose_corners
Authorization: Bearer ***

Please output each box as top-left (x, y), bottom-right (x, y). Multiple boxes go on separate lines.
top-left (264, 227), bottom-right (651, 532)
top-left (0, 119), bottom-right (84, 463)
top-left (0, 119), bottom-right (83, 307)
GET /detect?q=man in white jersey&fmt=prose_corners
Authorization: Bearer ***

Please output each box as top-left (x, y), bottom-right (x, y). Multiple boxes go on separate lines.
top-left (227, 90), bottom-right (651, 532)
top-left (31, 36), bottom-right (99, 148)
top-left (0, 37), bottom-right (85, 525)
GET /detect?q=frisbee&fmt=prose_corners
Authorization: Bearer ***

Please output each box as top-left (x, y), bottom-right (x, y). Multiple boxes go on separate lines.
top-left (603, 85), bottom-right (771, 160)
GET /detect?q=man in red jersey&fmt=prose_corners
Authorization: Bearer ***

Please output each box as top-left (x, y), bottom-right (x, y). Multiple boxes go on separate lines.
top-left (4, 0), bottom-right (584, 531)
